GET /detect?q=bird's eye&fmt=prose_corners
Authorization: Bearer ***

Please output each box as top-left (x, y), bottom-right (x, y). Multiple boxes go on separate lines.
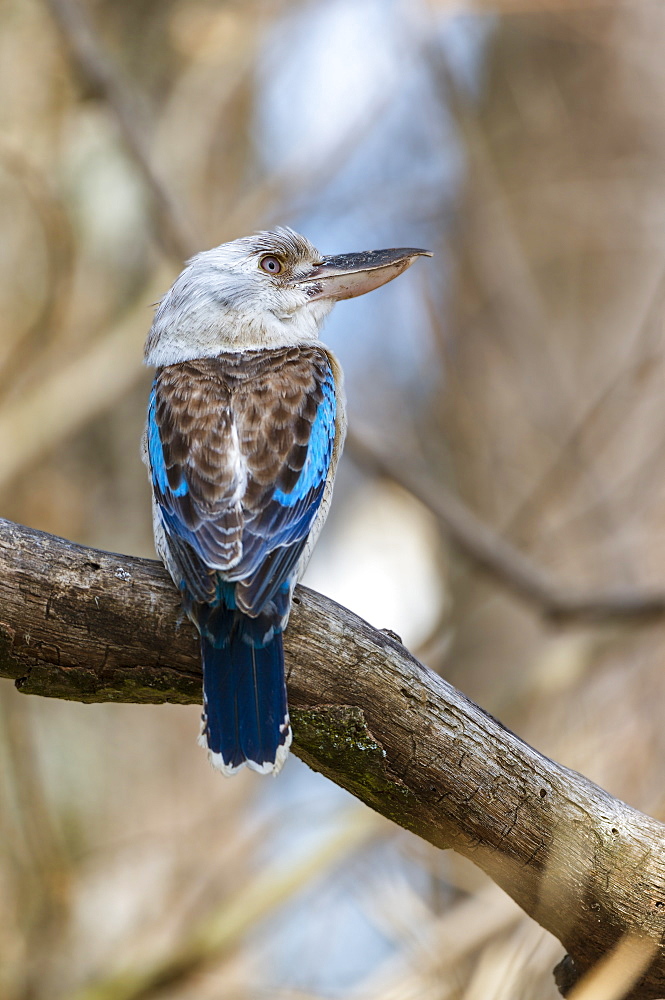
top-left (259, 255), bottom-right (283, 275)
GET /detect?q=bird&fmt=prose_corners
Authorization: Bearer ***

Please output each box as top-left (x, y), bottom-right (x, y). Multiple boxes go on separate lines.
top-left (143, 227), bottom-right (431, 776)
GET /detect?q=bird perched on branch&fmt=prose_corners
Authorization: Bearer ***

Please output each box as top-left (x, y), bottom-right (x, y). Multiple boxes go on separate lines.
top-left (143, 228), bottom-right (431, 776)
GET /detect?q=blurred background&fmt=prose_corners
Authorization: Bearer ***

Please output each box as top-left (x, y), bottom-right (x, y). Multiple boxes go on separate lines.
top-left (2, 0), bottom-right (665, 997)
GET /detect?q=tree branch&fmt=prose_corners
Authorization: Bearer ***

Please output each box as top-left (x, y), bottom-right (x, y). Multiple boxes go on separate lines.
top-left (347, 428), bottom-right (665, 626)
top-left (1, 517), bottom-right (664, 998)
top-left (44, 0), bottom-right (198, 260)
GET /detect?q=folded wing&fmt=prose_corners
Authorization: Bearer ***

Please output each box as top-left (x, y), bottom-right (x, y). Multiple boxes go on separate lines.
top-left (148, 345), bottom-right (336, 616)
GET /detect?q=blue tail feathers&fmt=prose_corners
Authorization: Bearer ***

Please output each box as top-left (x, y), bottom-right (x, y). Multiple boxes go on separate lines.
top-left (197, 610), bottom-right (291, 776)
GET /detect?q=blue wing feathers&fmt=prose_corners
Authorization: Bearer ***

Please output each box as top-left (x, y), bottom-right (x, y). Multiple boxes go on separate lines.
top-left (273, 374), bottom-right (335, 507)
top-left (148, 389), bottom-right (188, 498)
top-left (150, 361), bottom-right (336, 608)
top-left (237, 535), bottom-right (309, 614)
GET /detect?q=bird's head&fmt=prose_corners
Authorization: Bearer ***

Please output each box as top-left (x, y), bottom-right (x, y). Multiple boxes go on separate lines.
top-left (145, 227), bottom-right (431, 366)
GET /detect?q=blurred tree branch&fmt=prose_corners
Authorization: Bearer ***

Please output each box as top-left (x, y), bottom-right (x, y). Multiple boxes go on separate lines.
top-left (1, 517), bottom-right (664, 999)
top-left (43, 0), bottom-right (198, 259)
top-left (347, 427), bottom-right (665, 625)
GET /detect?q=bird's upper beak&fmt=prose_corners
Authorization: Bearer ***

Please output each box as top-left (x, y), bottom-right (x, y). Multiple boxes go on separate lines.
top-left (298, 247), bottom-right (432, 301)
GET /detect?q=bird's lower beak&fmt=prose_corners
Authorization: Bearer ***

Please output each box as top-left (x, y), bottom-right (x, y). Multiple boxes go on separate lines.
top-left (299, 247), bottom-right (432, 301)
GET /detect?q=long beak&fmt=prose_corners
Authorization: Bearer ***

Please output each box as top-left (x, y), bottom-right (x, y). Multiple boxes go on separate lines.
top-left (299, 247), bottom-right (432, 301)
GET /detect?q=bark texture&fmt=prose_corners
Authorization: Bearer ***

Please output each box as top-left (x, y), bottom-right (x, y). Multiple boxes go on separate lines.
top-left (0, 518), bottom-right (664, 997)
